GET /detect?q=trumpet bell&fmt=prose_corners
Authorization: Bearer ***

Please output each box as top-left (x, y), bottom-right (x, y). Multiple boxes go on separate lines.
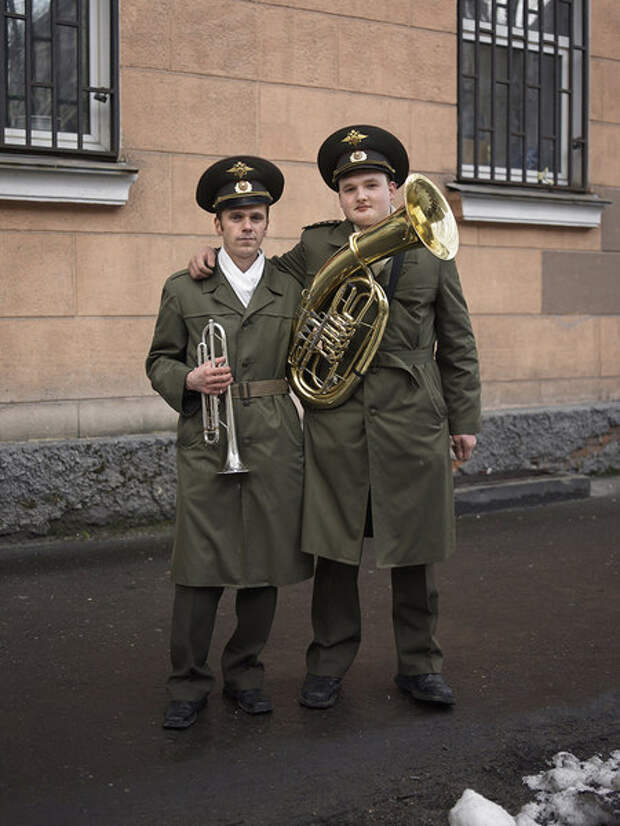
top-left (218, 454), bottom-right (249, 475)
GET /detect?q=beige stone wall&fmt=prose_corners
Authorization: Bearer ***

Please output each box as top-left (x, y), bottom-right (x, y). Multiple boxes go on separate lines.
top-left (0, 0), bottom-right (619, 442)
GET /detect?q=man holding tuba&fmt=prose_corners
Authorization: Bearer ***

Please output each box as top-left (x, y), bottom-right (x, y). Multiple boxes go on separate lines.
top-left (146, 157), bottom-right (313, 730)
top-left (189, 126), bottom-right (481, 710)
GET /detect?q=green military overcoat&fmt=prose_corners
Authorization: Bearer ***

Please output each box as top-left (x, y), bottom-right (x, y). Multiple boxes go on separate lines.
top-left (274, 220), bottom-right (481, 568)
top-left (146, 261), bottom-right (313, 588)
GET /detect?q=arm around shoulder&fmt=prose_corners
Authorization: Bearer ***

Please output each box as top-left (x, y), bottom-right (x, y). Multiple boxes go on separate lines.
top-left (269, 239), bottom-right (308, 286)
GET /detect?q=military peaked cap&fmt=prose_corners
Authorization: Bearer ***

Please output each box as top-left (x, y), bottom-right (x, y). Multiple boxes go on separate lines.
top-left (196, 156), bottom-right (284, 213)
top-left (317, 125), bottom-right (409, 190)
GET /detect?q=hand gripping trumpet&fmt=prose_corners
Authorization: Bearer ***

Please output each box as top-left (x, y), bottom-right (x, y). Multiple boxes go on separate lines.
top-left (197, 320), bottom-right (249, 475)
top-left (287, 173), bottom-right (459, 409)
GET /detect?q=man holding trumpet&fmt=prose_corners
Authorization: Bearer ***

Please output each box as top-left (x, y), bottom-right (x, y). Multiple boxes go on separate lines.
top-left (146, 157), bottom-right (313, 730)
top-left (188, 126), bottom-right (481, 712)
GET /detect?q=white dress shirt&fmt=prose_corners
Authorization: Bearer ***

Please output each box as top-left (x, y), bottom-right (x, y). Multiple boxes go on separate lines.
top-left (217, 246), bottom-right (265, 308)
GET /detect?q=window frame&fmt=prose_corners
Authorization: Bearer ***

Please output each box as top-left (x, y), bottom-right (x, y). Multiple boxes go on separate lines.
top-left (0, 0), bottom-right (119, 160)
top-left (457, 0), bottom-right (589, 192)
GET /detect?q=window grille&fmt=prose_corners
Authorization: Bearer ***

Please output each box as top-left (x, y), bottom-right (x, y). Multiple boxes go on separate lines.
top-left (458, 0), bottom-right (589, 189)
top-left (1, 0), bottom-right (118, 158)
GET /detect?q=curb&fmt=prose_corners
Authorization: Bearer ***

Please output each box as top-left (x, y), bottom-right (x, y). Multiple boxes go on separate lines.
top-left (455, 473), bottom-right (591, 516)
top-left (0, 473), bottom-right (606, 564)
top-left (0, 527), bottom-right (173, 570)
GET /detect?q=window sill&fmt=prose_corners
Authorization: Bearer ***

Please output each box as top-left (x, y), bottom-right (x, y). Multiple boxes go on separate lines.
top-left (0, 153), bottom-right (138, 206)
top-left (446, 182), bottom-right (611, 228)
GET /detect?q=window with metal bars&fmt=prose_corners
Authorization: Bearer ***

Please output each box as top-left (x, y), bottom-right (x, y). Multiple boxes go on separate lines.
top-left (457, 0), bottom-right (589, 190)
top-left (1, 0), bottom-right (118, 158)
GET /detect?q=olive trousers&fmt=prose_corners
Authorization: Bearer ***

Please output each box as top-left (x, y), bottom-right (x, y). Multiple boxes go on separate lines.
top-left (306, 557), bottom-right (443, 678)
top-left (167, 583), bottom-right (277, 702)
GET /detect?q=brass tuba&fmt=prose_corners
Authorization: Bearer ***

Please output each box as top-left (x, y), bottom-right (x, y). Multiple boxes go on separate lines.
top-left (287, 173), bottom-right (459, 409)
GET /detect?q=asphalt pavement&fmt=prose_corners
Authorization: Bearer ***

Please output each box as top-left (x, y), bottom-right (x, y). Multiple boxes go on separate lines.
top-left (1, 479), bottom-right (618, 826)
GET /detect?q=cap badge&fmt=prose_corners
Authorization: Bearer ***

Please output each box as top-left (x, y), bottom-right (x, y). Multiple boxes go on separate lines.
top-left (227, 161), bottom-right (255, 194)
top-left (342, 129), bottom-right (368, 149)
top-left (350, 150), bottom-right (368, 163)
top-left (227, 161), bottom-right (254, 180)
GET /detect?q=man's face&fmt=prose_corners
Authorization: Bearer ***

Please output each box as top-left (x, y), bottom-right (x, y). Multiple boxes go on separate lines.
top-left (214, 204), bottom-right (269, 265)
top-left (337, 171), bottom-right (397, 229)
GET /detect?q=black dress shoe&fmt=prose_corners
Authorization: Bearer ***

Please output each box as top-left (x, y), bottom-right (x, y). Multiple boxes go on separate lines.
top-left (162, 697), bottom-right (207, 729)
top-left (223, 686), bottom-right (273, 715)
top-left (299, 674), bottom-right (342, 709)
top-left (395, 673), bottom-right (455, 706)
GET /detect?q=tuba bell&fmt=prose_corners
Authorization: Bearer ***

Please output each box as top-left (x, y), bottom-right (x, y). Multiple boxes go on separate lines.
top-left (287, 173), bottom-right (459, 409)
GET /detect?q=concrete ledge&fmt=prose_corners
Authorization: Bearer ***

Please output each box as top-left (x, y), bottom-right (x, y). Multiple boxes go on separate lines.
top-left (0, 402), bottom-right (618, 542)
top-left (0, 154), bottom-right (138, 205)
top-left (455, 474), bottom-right (591, 516)
top-left (0, 396), bottom-right (176, 442)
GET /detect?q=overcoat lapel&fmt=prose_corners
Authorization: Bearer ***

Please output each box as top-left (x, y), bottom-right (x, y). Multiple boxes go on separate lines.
top-left (200, 265), bottom-right (245, 315)
top-left (242, 261), bottom-right (284, 322)
top-left (199, 261), bottom-right (284, 322)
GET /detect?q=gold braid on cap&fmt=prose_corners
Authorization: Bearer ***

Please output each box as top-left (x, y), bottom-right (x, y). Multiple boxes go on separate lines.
top-left (213, 188), bottom-right (272, 207)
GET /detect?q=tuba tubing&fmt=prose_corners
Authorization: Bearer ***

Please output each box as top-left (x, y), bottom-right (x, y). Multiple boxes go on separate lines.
top-left (287, 173), bottom-right (459, 409)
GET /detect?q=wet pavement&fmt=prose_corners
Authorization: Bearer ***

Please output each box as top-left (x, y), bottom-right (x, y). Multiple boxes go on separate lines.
top-left (1, 482), bottom-right (618, 826)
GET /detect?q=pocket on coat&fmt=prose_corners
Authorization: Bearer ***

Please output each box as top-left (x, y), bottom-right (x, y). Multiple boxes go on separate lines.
top-left (411, 363), bottom-right (448, 421)
top-left (177, 409), bottom-right (204, 449)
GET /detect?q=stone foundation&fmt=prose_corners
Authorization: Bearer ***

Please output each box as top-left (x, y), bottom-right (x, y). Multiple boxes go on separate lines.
top-left (1, 403), bottom-right (618, 541)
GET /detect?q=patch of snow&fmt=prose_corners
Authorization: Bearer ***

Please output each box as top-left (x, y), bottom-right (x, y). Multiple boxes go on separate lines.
top-left (449, 789), bottom-right (516, 826)
top-left (520, 750), bottom-right (620, 826)
top-left (449, 750), bottom-right (620, 826)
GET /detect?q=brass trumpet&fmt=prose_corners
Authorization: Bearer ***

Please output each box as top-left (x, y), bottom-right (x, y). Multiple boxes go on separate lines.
top-left (197, 320), bottom-right (249, 475)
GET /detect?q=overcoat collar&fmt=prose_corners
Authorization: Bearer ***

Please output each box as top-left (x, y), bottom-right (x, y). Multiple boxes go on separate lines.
top-left (327, 220), bottom-right (354, 249)
top-left (200, 255), bottom-right (283, 320)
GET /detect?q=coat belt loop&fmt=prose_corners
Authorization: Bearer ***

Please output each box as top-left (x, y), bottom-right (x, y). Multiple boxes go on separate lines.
top-left (239, 381), bottom-right (251, 405)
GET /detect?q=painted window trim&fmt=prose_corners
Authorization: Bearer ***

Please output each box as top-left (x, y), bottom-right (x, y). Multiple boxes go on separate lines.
top-left (0, 153), bottom-right (137, 205)
top-left (447, 182), bottom-right (610, 228)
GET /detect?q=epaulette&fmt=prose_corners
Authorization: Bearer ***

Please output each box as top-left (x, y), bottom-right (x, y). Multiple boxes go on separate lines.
top-left (169, 268), bottom-right (190, 281)
top-left (302, 220), bottom-right (340, 230)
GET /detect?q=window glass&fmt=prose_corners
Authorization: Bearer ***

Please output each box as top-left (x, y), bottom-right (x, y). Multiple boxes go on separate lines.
top-left (2, 0), bottom-right (113, 156)
top-left (459, 0), bottom-right (586, 188)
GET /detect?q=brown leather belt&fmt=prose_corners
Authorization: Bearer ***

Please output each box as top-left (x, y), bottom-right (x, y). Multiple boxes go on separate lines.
top-left (230, 379), bottom-right (289, 400)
